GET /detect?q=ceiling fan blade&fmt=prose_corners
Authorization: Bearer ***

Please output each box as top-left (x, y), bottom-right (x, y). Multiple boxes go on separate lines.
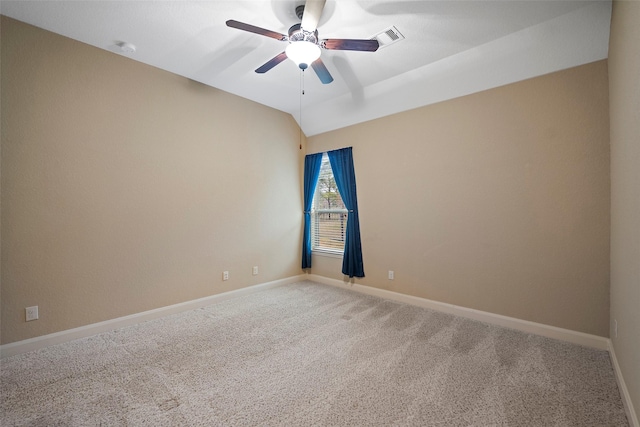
top-left (301, 0), bottom-right (326, 32)
top-left (255, 52), bottom-right (288, 73)
top-left (226, 20), bottom-right (287, 41)
top-left (322, 38), bottom-right (380, 52)
top-left (311, 58), bottom-right (334, 84)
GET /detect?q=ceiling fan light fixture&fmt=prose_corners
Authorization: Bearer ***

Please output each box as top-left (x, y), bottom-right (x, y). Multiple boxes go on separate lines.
top-left (285, 41), bottom-right (321, 70)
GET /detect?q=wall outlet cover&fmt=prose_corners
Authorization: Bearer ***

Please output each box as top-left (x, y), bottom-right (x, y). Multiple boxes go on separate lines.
top-left (26, 306), bottom-right (39, 321)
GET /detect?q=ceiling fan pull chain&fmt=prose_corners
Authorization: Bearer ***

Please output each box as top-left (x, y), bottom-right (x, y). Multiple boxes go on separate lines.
top-left (300, 70), bottom-right (303, 129)
top-left (299, 69), bottom-right (304, 149)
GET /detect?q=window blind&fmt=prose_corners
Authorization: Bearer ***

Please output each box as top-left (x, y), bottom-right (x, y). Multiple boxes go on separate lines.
top-left (311, 153), bottom-right (348, 253)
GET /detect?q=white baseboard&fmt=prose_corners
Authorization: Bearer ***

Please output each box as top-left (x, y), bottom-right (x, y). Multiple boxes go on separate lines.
top-left (0, 275), bottom-right (306, 358)
top-left (609, 341), bottom-right (640, 427)
top-left (2, 273), bottom-right (610, 354)
top-left (307, 274), bottom-right (610, 351)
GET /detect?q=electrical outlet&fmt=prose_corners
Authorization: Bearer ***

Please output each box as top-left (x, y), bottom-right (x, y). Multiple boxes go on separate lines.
top-left (252, 266), bottom-right (259, 276)
top-left (388, 270), bottom-right (394, 280)
top-left (26, 306), bottom-right (39, 322)
top-left (223, 271), bottom-right (229, 281)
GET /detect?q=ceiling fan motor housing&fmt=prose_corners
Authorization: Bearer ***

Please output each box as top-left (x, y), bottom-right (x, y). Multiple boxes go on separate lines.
top-left (288, 23), bottom-right (318, 45)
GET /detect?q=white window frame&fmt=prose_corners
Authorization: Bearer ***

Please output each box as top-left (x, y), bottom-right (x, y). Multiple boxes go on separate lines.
top-left (311, 154), bottom-right (348, 257)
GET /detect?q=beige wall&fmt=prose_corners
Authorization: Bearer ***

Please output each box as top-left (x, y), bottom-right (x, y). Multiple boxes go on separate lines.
top-left (1, 17), bottom-right (304, 344)
top-left (609, 0), bottom-right (640, 418)
top-left (0, 12), bottom-right (618, 349)
top-left (309, 60), bottom-right (610, 337)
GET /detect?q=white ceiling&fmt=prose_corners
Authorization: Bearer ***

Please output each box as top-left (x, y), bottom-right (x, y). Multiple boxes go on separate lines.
top-left (1, 1), bottom-right (612, 136)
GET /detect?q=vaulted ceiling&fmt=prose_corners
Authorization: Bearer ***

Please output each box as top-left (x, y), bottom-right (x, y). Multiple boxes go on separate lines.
top-left (1, 1), bottom-right (612, 136)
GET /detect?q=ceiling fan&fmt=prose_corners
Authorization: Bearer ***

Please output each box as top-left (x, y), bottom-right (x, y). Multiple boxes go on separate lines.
top-left (226, 0), bottom-right (379, 84)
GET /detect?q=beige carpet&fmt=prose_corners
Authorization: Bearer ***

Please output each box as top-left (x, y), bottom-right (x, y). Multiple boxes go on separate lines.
top-left (1, 281), bottom-right (629, 426)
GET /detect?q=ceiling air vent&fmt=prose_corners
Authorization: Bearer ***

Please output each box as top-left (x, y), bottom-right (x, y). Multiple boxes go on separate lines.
top-left (372, 26), bottom-right (405, 49)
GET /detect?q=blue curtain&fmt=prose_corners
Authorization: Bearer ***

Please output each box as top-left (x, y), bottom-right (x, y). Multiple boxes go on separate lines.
top-left (302, 153), bottom-right (323, 269)
top-left (327, 147), bottom-right (365, 278)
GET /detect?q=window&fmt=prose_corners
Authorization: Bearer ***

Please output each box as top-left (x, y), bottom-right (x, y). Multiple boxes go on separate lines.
top-left (311, 153), bottom-right (348, 253)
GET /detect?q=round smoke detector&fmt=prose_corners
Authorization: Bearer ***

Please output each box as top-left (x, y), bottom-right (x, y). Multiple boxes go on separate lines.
top-left (117, 42), bottom-right (136, 54)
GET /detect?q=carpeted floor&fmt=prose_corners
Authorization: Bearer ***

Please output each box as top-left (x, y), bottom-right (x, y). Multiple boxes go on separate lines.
top-left (1, 281), bottom-right (629, 426)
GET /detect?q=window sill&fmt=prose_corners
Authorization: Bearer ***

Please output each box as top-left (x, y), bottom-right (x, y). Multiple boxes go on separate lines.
top-left (312, 249), bottom-right (344, 259)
